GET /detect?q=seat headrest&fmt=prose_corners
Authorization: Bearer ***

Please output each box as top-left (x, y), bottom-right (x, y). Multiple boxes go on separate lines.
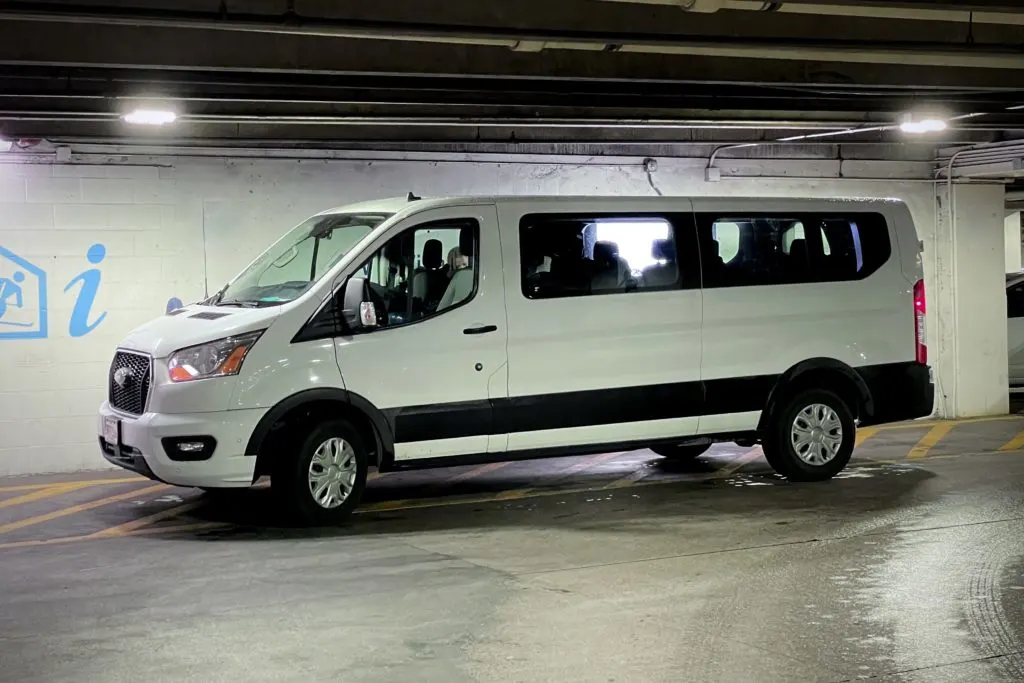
top-left (422, 239), bottom-right (443, 269)
top-left (651, 239), bottom-right (675, 260)
top-left (593, 241), bottom-right (617, 265)
top-left (789, 238), bottom-right (808, 259)
top-left (458, 226), bottom-right (475, 256)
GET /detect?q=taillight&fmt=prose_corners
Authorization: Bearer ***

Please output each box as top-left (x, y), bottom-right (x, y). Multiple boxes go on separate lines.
top-left (913, 279), bottom-right (927, 364)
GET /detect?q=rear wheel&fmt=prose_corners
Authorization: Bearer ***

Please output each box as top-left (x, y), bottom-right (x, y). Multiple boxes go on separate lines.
top-left (272, 419), bottom-right (368, 525)
top-left (650, 443), bottom-right (712, 460)
top-left (761, 389), bottom-right (854, 481)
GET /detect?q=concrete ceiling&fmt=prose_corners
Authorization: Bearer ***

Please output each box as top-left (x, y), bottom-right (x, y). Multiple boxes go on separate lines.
top-left (1, 0), bottom-right (1024, 149)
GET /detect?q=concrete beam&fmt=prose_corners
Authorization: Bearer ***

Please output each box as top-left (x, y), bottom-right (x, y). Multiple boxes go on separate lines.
top-left (3, 21), bottom-right (1024, 90)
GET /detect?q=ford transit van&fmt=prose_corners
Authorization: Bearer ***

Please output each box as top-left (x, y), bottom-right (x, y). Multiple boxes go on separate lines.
top-left (99, 195), bottom-right (934, 523)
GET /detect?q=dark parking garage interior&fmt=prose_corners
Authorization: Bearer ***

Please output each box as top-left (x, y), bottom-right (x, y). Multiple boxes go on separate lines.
top-left (5, 2), bottom-right (1024, 682)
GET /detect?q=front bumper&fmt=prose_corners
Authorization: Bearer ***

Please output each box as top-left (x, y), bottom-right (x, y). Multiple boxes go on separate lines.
top-left (97, 401), bottom-right (264, 488)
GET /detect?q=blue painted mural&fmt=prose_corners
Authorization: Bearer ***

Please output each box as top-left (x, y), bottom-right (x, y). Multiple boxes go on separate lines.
top-left (0, 243), bottom-right (107, 340)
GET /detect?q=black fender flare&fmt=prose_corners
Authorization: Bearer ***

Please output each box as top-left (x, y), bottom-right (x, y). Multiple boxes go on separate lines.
top-left (758, 358), bottom-right (874, 430)
top-left (245, 388), bottom-right (395, 468)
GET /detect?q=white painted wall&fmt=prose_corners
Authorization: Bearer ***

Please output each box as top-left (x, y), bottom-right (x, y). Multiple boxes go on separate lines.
top-left (0, 152), bottom-right (954, 475)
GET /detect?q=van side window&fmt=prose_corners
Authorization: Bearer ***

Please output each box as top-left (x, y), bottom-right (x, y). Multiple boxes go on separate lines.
top-left (697, 212), bottom-right (890, 288)
top-left (352, 218), bottom-right (479, 327)
top-left (1009, 282), bottom-right (1024, 319)
top-left (520, 214), bottom-right (693, 299)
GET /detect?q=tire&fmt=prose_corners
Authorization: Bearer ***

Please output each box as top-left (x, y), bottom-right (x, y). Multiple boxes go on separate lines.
top-left (271, 418), bottom-right (368, 525)
top-left (761, 389), bottom-right (855, 482)
top-left (650, 443), bottom-right (712, 459)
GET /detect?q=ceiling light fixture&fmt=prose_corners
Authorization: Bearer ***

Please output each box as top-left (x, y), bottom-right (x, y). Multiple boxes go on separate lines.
top-left (899, 114), bottom-right (947, 134)
top-left (123, 108), bottom-right (177, 125)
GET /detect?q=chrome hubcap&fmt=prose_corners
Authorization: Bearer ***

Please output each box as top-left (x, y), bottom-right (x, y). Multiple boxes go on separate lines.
top-left (308, 437), bottom-right (358, 509)
top-left (790, 403), bottom-right (843, 466)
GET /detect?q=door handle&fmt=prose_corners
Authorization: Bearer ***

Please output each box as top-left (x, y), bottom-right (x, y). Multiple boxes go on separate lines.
top-left (463, 324), bottom-right (498, 335)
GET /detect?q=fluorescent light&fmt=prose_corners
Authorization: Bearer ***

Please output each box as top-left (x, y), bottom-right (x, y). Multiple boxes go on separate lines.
top-left (123, 108), bottom-right (177, 125)
top-left (899, 116), bottom-right (947, 134)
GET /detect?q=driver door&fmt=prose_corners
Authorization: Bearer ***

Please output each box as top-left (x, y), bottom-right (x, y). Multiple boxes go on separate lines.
top-left (332, 204), bottom-right (509, 461)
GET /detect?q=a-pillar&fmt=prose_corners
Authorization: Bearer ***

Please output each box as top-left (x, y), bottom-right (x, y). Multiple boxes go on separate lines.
top-left (1006, 211), bottom-right (1022, 273)
top-left (932, 182), bottom-right (1009, 418)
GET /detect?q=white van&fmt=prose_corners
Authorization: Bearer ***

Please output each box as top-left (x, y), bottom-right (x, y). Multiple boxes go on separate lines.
top-left (99, 195), bottom-right (934, 523)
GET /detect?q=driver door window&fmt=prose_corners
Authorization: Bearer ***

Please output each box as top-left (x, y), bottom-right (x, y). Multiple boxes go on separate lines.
top-left (353, 218), bottom-right (479, 328)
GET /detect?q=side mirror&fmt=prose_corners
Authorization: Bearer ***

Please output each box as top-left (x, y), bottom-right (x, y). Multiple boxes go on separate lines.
top-left (340, 277), bottom-right (378, 330)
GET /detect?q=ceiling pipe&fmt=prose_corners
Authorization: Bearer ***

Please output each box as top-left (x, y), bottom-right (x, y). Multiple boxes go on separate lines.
top-left (0, 112), bottom-right (890, 129)
top-left (600, 0), bottom-right (1024, 25)
top-left (3, 4), bottom-right (1024, 69)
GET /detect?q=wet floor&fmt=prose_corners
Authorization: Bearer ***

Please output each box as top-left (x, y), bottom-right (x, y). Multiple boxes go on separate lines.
top-left (3, 420), bottom-right (1024, 681)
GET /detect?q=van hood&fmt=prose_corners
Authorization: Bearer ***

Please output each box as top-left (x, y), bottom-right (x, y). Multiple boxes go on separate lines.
top-left (118, 304), bottom-right (283, 358)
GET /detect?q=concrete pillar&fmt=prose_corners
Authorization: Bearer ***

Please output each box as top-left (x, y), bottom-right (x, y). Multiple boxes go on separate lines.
top-left (1006, 211), bottom-right (1022, 273)
top-left (933, 183), bottom-right (1009, 418)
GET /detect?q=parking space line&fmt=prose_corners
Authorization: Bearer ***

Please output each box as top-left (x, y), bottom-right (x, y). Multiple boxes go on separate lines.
top-left (90, 501), bottom-right (204, 538)
top-left (444, 461), bottom-right (510, 484)
top-left (603, 466), bottom-right (654, 489)
top-left (0, 476), bottom-right (144, 493)
top-left (875, 415), bottom-right (1021, 431)
top-left (907, 423), bottom-right (955, 459)
top-left (855, 427), bottom-right (879, 447)
top-left (998, 430), bottom-right (1024, 452)
top-left (491, 451), bottom-right (627, 500)
top-left (0, 483), bottom-right (168, 535)
top-left (0, 482), bottom-right (94, 510)
top-left (716, 447), bottom-right (763, 477)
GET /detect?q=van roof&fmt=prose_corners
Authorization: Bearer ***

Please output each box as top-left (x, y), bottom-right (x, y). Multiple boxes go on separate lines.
top-left (318, 194), bottom-right (907, 218)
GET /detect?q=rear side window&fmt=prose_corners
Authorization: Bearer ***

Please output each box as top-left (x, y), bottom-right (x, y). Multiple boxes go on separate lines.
top-left (1009, 281), bottom-right (1024, 318)
top-left (519, 213), bottom-right (697, 299)
top-left (696, 212), bottom-right (890, 288)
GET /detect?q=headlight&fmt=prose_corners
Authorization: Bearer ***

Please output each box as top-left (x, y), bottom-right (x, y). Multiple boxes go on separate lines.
top-left (167, 331), bottom-right (263, 383)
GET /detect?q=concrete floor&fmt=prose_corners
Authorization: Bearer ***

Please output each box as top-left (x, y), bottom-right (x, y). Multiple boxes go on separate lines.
top-left (4, 417), bottom-right (1024, 682)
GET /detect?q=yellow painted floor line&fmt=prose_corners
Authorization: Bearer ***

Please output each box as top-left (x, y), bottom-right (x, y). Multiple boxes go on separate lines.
top-left (603, 465), bottom-right (655, 489)
top-left (715, 447), bottom-right (763, 478)
top-left (855, 427), bottom-right (880, 448)
top-left (0, 483), bottom-right (168, 535)
top-left (444, 461), bottom-right (511, 485)
top-left (0, 482), bottom-right (95, 510)
top-left (998, 430), bottom-right (1024, 451)
top-left (0, 476), bottom-right (144, 493)
top-left (907, 423), bottom-right (955, 459)
top-left (126, 521), bottom-right (227, 536)
top-left (876, 415), bottom-right (1022, 431)
top-left (492, 451), bottom-right (627, 500)
top-left (90, 501), bottom-right (204, 538)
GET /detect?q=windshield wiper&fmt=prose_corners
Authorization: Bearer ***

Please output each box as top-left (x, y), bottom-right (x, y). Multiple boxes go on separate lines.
top-left (216, 299), bottom-right (261, 308)
top-left (208, 283), bottom-right (229, 305)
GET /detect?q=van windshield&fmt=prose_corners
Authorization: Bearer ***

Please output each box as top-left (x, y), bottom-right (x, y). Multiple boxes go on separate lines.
top-left (213, 212), bottom-right (391, 307)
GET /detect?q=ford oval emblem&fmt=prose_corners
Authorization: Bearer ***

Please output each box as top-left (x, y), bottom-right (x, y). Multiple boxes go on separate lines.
top-left (113, 366), bottom-right (133, 388)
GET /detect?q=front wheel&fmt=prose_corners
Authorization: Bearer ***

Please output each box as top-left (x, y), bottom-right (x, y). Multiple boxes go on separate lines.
top-left (650, 443), bottom-right (712, 460)
top-left (761, 389), bottom-right (854, 481)
top-left (272, 419), bottom-right (368, 525)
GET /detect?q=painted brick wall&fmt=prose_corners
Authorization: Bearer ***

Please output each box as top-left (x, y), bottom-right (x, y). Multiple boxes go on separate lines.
top-left (0, 154), bottom-right (936, 476)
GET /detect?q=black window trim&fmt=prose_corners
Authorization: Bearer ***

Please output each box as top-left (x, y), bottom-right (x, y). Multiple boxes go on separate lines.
top-left (517, 211), bottom-right (700, 300)
top-left (696, 211), bottom-right (891, 289)
top-left (293, 217), bottom-right (481, 342)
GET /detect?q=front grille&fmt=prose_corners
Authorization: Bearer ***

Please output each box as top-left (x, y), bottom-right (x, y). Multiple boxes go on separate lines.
top-left (109, 351), bottom-right (152, 415)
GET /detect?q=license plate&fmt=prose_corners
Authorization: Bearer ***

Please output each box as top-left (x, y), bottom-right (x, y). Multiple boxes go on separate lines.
top-left (102, 416), bottom-right (120, 446)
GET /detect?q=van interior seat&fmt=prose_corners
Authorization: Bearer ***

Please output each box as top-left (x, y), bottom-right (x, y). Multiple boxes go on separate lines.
top-left (591, 240), bottom-right (629, 292)
top-left (412, 239), bottom-right (448, 305)
top-left (641, 239), bottom-right (678, 288)
top-left (438, 227), bottom-right (476, 310)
